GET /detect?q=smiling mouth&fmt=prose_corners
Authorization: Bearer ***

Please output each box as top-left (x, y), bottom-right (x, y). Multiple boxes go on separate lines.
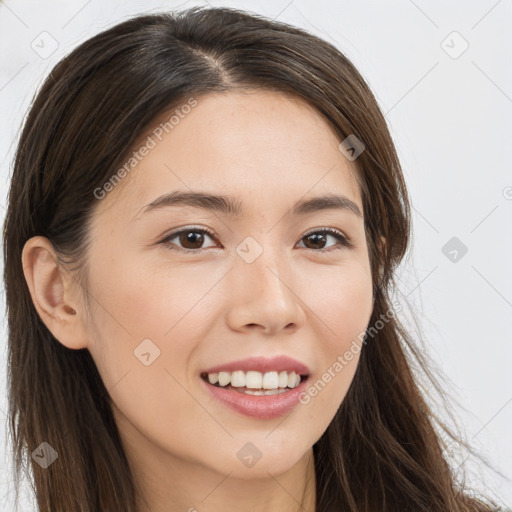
top-left (200, 370), bottom-right (309, 395)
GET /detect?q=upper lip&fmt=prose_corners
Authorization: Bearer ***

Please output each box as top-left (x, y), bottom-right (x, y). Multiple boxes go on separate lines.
top-left (202, 356), bottom-right (310, 375)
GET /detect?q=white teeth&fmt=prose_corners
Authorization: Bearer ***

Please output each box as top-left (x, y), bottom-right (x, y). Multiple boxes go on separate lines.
top-left (231, 370), bottom-right (245, 387)
top-left (288, 372), bottom-right (300, 388)
top-left (245, 371), bottom-right (263, 389)
top-left (218, 371), bottom-right (231, 387)
top-left (205, 370), bottom-right (304, 390)
top-left (263, 371), bottom-right (279, 389)
top-left (244, 388), bottom-right (288, 396)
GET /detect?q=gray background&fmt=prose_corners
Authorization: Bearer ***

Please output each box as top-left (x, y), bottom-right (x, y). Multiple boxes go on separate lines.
top-left (1, 0), bottom-right (511, 509)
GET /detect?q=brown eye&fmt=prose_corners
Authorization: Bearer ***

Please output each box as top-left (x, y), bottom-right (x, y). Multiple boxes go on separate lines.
top-left (161, 227), bottom-right (218, 252)
top-left (298, 229), bottom-right (351, 251)
top-left (178, 230), bottom-right (205, 250)
top-left (303, 232), bottom-right (329, 250)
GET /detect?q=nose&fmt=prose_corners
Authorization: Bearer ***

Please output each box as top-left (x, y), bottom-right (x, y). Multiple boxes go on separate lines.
top-left (225, 241), bottom-right (306, 336)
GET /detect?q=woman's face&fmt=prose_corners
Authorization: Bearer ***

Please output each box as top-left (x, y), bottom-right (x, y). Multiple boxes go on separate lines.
top-left (81, 90), bottom-right (374, 479)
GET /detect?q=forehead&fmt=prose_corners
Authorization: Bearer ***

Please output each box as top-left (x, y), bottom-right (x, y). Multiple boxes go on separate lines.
top-left (93, 89), bottom-right (362, 220)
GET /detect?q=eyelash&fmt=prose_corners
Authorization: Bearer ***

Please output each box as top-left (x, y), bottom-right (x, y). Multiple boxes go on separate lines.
top-left (159, 225), bottom-right (353, 254)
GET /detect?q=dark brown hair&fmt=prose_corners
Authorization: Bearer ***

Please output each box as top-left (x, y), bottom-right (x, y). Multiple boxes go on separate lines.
top-left (3, 6), bottom-right (499, 511)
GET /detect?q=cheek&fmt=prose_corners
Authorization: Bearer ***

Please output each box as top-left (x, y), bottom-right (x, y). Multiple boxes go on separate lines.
top-left (83, 261), bottom-right (214, 456)
top-left (84, 258), bottom-right (226, 389)
top-left (305, 258), bottom-right (373, 345)
top-left (112, 259), bottom-right (225, 333)
top-left (297, 262), bottom-right (372, 423)
top-left (87, 250), bottom-right (210, 337)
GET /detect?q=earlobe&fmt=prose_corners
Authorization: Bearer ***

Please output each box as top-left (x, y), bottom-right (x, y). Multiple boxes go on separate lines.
top-left (21, 236), bottom-right (88, 350)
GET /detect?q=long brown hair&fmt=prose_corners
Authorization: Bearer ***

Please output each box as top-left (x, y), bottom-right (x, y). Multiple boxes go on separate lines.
top-left (3, 6), bottom-right (498, 511)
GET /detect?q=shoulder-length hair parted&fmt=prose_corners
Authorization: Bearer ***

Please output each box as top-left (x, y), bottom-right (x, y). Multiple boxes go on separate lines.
top-left (3, 6), bottom-right (497, 511)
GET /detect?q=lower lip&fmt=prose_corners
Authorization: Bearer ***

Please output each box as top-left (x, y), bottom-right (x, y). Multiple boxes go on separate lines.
top-left (201, 377), bottom-right (309, 420)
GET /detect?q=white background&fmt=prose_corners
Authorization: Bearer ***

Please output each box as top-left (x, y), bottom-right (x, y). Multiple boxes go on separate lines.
top-left (0, 0), bottom-right (511, 509)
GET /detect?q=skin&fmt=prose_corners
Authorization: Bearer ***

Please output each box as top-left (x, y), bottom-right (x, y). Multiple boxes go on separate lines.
top-left (22, 89), bottom-right (375, 512)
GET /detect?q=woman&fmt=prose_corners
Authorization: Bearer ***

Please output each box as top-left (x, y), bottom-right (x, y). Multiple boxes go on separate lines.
top-left (3, 5), bottom-right (499, 511)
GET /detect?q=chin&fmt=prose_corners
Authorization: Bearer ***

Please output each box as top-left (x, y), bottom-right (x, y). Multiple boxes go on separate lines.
top-left (207, 439), bottom-right (312, 480)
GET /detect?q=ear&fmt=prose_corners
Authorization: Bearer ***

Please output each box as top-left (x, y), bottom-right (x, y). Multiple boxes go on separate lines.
top-left (21, 236), bottom-right (89, 350)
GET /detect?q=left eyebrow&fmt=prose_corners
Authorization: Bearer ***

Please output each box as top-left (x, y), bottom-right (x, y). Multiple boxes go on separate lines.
top-left (133, 191), bottom-right (363, 220)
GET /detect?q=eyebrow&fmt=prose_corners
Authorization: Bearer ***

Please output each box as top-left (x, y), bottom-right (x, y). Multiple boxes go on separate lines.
top-left (136, 191), bottom-right (363, 219)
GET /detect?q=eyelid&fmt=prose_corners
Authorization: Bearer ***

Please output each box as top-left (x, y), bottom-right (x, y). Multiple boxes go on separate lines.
top-left (163, 224), bottom-right (217, 239)
top-left (302, 226), bottom-right (348, 240)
